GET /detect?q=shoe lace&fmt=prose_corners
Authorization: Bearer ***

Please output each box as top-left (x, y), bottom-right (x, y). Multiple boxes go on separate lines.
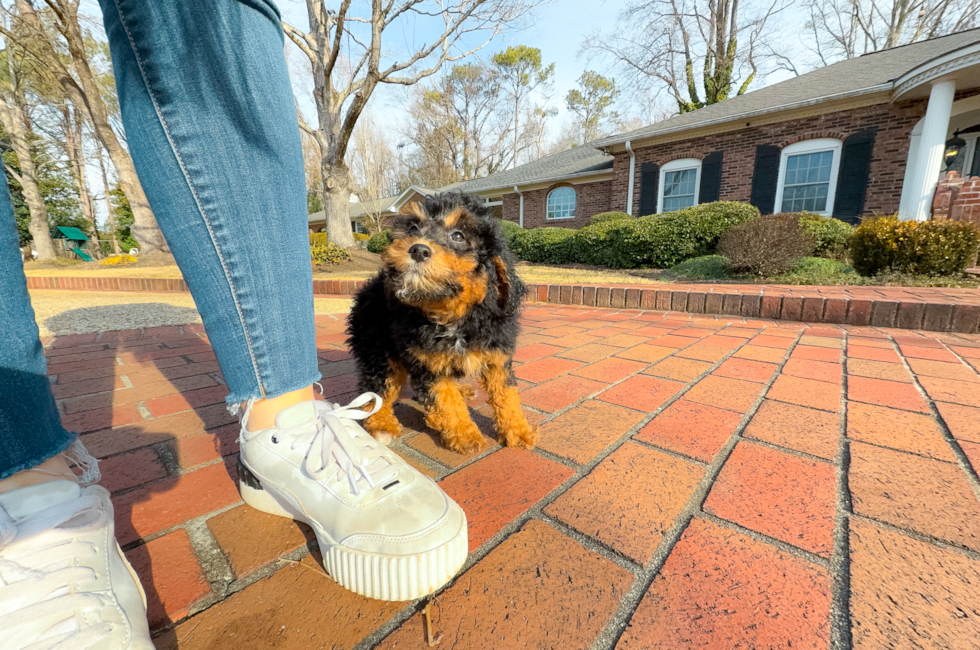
top-left (243, 393), bottom-right (398, 496)
top-left (0, 492), bottom-right (115, 650)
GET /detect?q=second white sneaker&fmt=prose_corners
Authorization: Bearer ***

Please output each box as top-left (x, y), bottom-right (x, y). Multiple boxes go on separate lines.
top-left (0, 480), bottom-right (153, 650)
top-left (237, 394), bottom-right (468, 601)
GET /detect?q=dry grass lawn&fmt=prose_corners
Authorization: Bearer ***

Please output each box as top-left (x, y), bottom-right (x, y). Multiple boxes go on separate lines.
top-left (24, 261), bottom-right (669, 285)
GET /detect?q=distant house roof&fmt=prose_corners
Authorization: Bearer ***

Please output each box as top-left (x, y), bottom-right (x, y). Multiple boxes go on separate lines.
top-left (54, 226), bottom-right (88, 241)
top-left (308, 185), bottom-right (436, 223)
top-left (593, 28), bottom-right (980, 148)
top-left (452, 146), bottom-right (614, 195)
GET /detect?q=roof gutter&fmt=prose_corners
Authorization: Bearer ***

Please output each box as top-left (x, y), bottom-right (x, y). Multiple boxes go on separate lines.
top-left (625, 141), bottom-right (636, 216)
top-left (514, 186), bottom-right (524, 228)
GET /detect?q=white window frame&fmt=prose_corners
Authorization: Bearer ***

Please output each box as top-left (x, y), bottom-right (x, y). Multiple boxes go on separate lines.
top-left (546, 186), bottom-right (577, 220)
top-left (657, 158), bottom-right (702, 214)
top-left (774, 138), bottom-right (842, 216)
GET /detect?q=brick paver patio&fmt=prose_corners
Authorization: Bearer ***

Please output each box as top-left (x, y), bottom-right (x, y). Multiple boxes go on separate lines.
top-left (42, 305), bottom-right (980, 649)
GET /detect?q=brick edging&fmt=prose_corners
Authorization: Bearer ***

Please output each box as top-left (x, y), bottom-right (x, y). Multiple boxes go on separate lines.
top-left (521, 283), bottom-right (980, 334)
top-left (25, 276), bottom-right (980, 333)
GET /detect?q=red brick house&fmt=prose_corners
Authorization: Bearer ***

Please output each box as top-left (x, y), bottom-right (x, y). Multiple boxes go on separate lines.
top-left (456, 29), bottom-right (980, 227)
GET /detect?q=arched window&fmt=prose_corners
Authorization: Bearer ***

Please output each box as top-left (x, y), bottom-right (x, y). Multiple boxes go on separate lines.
top-left (658, 158), bottom-right (702, 213)
top-left (775, 139), bottom-right (842, 215)
top-left (546, 186), bottom-right (576, 220)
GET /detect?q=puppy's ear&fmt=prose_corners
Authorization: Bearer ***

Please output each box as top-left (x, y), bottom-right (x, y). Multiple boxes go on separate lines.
top-left (491, 253), bottom-right (524, 315)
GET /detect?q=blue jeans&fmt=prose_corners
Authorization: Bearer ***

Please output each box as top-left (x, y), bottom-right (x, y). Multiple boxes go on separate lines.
top-left (0, 0), bottom-right (318, 479)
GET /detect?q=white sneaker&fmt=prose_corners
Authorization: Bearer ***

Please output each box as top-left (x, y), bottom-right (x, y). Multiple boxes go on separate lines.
top-left (237, 394), bottom-right (468, 601)
top-left (0, 480), bottom-right (153, 650)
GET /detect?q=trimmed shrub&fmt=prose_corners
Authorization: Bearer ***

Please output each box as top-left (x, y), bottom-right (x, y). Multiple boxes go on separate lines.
top-left (311, 241), bottom-right (352, 266)
top-left (606, 216), bottom-right (700, 268)
top-left (589, 211), bottom-right (632, 225)
top-left (367, 229), bottom-right (393, 254)
top-left (309, 232), bottom-right (328, 246)
top-left (641, 201), bottom-right (760, 254)
top-left (797, 213), bottom-right (854, 260)
top-left (670, 255), bottom-right (732, 280)
top-left (353, 232), bottom-right (370, 241)
top-left (850, 216), bottom-right (980, 276)
top-left (509, 227), bottom-right (576, 263)
top-left (566, 220), bottom-right (633, 267)
top-left (497, 219), bottom-right (523, 248)
top-left (719, 214), bottom-right (816, 275)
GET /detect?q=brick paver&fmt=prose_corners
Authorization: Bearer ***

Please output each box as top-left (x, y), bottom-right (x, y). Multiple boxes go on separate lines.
top-left (40, 304), bottom-right (980, 647)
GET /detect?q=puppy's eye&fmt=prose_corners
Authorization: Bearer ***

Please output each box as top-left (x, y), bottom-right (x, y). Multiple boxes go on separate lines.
top-left (450, 231), bottom-right (465, 243)
top-left (408, 224), bottom-right (420, 236)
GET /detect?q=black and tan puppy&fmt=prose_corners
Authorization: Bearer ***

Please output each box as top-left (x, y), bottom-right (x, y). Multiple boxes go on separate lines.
top-left (346, 191), bottom-right (538, 454)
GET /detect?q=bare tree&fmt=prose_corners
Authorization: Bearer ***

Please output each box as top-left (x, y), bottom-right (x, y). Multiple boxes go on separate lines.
top-left (492, 45), bottom-right (553, 167)
top-left (0, 39), bottom-right (55, 259)
top-left (402, 86), bottom-right (462, 188)
top-left (1, 0), bottom-right (166, 253)
top-left (586, 0), bottom-right (790, 114)
top-left (58, 101), bottom-right (95, 229)
top-left (284, 0), bottom-right (535, 247)
top-left (402, 61), bottom-right (513, 183)
top-left (348, 109), bottom-right (400, 203)
top-left (96, 143), bottom-right (118, 253)
top-left (805, 0), bottom-right (980, 64)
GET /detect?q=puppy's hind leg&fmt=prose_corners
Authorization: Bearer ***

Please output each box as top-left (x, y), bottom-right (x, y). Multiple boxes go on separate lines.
top-left (362, 359), bottom-right (407, 445)
top-left (422, 377), bottom-right (489, 454)
top-left (481, 360), bottom-right (539, 450)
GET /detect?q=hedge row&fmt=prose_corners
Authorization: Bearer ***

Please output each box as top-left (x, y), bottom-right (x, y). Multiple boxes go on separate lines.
top-left (508, 202), bottom-right (761, 268)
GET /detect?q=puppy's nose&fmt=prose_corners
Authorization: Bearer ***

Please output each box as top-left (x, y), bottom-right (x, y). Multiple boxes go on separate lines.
top-left (409, 243), bottom-right (432, 263)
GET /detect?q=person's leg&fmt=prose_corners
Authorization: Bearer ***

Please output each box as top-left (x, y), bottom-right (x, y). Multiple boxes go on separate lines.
top-left (99, 0), bottom-right (467, 600)
top-left (0, 166), bottom-right (153, 649)
top-left (99, 0), bottom-right (319, 410)
top-left (0, 178), bottom-right (75, 481)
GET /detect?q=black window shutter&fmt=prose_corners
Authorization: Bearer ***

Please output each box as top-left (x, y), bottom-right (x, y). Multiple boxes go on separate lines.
top-left (638, 162), bottom-right (659, 216)
top-left (750, 145), bottom-right (781, 214)
top-left (698, 151), bottom-right (724, 204)
top-left (833, 128), bottom-right (876, 223)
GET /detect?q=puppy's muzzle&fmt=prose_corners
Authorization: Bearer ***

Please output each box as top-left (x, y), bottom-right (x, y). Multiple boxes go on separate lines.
top-left (409, 244), bottom-right (431, 263)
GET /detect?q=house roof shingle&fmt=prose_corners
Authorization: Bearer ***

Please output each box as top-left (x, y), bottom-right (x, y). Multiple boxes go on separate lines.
top-left (452, 145), bottom-right (613, 194)
top-left (593, 28), bottom-right (980, 147)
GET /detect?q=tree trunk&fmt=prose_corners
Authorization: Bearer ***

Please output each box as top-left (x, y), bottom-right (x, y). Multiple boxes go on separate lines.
top-left (98, 147), bottom-right (120, 254)
top-left (63, 104), bottom-right (96, 232)
top-left (0, 94), bottom-right (56, 261)
top-left (14, 0), bottom-right (167, 254)
top-left (322, 161), bottom-right (355, 247)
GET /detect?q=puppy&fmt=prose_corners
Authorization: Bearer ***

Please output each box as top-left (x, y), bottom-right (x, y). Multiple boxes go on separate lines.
top-left (346, 191), bottom-right (539, 454)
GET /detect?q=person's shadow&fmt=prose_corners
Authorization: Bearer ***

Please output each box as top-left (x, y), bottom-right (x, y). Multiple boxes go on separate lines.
top-left (40, 305), bottom-right (315, 645)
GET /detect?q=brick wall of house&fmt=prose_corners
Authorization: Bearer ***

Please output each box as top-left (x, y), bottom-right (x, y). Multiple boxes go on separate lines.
top-left (933, 171), bottom-right (980, 223)
top-left (500, 180), bottom-right (613, 228)
top-left (610, 98), bottom-right (933, 217)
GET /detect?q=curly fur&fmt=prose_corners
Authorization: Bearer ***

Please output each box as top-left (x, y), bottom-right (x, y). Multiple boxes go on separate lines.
top-left (347, 191), bottom-right (538, 453)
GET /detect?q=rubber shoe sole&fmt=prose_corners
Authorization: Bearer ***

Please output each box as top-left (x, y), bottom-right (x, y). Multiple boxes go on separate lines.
top-left (237, 459), bottom-right (467, 601)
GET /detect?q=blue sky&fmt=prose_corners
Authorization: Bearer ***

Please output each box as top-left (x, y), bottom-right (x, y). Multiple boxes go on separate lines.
top-left (277, 0), bottom-right (810, 144)
top-left (278, 0), bottom-right (627, 138)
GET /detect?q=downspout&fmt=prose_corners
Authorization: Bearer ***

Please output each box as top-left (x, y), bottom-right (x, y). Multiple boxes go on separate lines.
top-left (514, 185), bottom-right (524, 228)
top-left (625, 140), bottom-right (636, 216)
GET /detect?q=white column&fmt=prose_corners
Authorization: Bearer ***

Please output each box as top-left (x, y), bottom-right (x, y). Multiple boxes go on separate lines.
top-left (911, 80), bottom-right (956, 221)
top-left (898, 131), bottom-right (921, 219)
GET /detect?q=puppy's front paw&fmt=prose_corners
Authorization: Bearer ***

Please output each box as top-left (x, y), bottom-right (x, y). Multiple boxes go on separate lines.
top-left (498, 422), bottom-right (539, 450)
top-left (442, 424), bottom-right (490, 455)
top-left (365, 411), bottom-right (402, 446)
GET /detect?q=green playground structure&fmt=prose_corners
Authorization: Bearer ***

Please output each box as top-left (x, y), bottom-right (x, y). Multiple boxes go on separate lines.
top-left (54, 226), bottom-right (95, 261)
